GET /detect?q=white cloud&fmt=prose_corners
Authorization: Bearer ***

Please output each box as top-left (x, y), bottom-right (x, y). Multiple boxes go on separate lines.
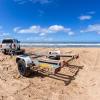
top-left (78, 11), bottom-right (95, 21)
top-left (38, 10), bottom-right (44, 16)
top-left (26, 36), bottom-right (53, 42)
top-left (13, 27), bottom-right (21, 32)
top-left (79, 15), bottom-right (92, 21)
top-left (31, 0), bottom-right (51, 4)
top-left (81, 24), bottom-right (100, 34)
top-left (40, 32), bottom-right (46, 36)
top-left (14, 0), bottom-right (27, 4)
top-left (14, 25), bottom-right (73, 36)
top-left (43, 37), bottom-right (53, 41)
top-left (88, 11), bottom-right (95, 14)
top-left (17, 25), bottom-right (41, 33)
top-left (48, 25), bottom-right (71, 32)
top-left (14, 0), bottom-right (51, 4)
top-left (0, 26), bottom-right (3, 29)
top-left (0, 26), bottom-right (10, 37)
top-left (0, 32), bottom-right (10, 37)
top-left (68, 31), bottom-right (74, 35)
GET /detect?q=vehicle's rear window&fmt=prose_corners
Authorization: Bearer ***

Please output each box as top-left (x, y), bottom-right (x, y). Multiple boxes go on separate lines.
top-left (2, 40), bottom-right (13, 43)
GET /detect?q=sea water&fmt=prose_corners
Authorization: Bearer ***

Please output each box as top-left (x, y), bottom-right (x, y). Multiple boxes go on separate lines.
top-left (20, 42), bottom-right (100, 47)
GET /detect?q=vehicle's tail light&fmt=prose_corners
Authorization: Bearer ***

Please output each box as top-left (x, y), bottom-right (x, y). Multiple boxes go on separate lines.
top-left (0, 45), bottom-right (2, 48)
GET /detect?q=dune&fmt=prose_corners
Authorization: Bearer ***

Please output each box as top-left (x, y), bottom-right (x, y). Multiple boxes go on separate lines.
top-left (0, 47), bottom-right (100, 100)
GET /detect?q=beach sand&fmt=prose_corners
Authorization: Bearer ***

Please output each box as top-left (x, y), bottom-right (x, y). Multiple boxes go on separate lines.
top-left (0, 47), bottom-right (100, 100)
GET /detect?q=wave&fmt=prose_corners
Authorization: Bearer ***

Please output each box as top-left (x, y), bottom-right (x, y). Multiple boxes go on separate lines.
top-left (20, 43), bottom-right (100, 47)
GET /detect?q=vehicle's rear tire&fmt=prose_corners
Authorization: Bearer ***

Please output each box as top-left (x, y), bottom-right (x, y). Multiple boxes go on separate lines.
top-left (17, 60), bottom-right (31, 77)
top-left (3, 49), bottom-right (7, 55)
top-left (18, 46), bottom-right (20, 50)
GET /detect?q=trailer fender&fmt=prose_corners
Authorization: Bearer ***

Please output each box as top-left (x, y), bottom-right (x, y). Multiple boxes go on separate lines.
top-left (16, 55), bottom-right (33, 67)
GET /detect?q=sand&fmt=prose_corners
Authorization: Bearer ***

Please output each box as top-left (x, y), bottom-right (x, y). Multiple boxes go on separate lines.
top-left (0, 47), bottom-right (100, 100)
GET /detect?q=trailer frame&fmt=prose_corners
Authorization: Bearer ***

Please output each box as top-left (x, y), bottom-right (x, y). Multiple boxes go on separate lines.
top-left (16, 52), bottom-right (83, 76)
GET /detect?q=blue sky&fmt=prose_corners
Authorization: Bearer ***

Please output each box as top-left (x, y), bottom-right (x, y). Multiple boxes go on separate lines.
top-left (0, 0), bottom-right (100, 42)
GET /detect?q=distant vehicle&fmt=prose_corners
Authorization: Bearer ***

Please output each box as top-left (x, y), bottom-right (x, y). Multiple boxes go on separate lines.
top-left (1, 38), bottom-right (24, 55)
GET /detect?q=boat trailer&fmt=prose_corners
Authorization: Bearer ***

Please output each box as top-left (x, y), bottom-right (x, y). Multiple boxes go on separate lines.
top-left (16, 50), bottom-right (83, 81)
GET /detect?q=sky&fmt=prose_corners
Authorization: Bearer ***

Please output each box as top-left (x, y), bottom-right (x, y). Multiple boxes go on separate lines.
top-left (0, 0), bottom-right (100, 42)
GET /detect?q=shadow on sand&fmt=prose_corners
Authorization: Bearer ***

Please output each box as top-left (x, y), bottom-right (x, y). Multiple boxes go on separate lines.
top-left (28, 64), bottom-right (83, 86)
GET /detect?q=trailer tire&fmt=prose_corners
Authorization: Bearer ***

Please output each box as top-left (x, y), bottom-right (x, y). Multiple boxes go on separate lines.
top-left (17, 60), bottom-right (31, 77)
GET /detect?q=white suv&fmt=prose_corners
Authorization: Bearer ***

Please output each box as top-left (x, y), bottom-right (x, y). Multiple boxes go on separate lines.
top-left (1, 39), bottom-right (20, 54)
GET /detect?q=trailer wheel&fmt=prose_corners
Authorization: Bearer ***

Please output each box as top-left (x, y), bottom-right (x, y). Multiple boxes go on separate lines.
top-left (17, 60), bottom-right (31, 77)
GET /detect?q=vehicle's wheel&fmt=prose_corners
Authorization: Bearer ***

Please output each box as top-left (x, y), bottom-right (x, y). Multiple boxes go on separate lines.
top-left (17, 60), bottom-right (31, 77)
top-left (3, 49), bottom-right (7, 55)
top-left (18, 46), bottom-right (20, 50)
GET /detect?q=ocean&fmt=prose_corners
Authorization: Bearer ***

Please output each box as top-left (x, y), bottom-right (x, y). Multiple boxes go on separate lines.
top-left (20, 42), bottom-right (100, 47)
